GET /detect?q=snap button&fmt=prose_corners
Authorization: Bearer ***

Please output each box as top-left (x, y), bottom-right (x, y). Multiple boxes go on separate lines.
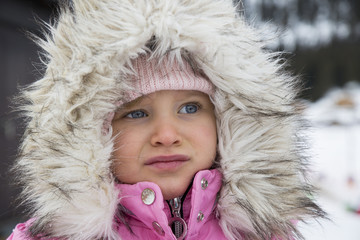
top-left (141, 188), bottom-right (155, 205)
top-left (197, 211), bottom-right (204, 222)
top-left (152, 221), bottom-right (165, 236)
top-left (201, 178), bottom-right (208, 190)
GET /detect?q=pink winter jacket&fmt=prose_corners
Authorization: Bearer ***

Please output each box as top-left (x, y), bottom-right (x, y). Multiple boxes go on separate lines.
top-left (8, 170), bottom-right (227, 239)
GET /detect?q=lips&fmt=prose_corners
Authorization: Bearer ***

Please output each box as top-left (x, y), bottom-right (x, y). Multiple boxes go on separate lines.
top-left (145, 154), bottom-right (190, 170)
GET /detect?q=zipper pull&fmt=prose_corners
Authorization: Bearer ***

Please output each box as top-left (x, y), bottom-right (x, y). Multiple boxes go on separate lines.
top-left (169, 197), bottom-right (181, 218)
top-left (169, 197), bottom-right (187, 240)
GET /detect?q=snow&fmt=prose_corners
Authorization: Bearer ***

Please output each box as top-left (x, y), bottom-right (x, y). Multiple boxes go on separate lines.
top-left (299, 196), bottom-right (360, 239)
top-left (300, 82), bottom-right (360, 239)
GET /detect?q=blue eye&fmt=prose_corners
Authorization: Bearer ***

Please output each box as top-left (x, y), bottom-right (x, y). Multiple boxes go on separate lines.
top-left (179, 103), bottom-right (199, 114)
top-left (125, 110), bottom-right (148, 119)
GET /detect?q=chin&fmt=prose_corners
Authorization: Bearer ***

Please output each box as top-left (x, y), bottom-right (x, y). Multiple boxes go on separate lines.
top-left (162, 188), bottom-right (186, 200)
top-left (160, 182), bottom-right (190, 200)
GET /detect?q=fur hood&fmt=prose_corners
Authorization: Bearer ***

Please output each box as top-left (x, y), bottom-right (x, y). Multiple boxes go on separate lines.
top-left (14, 0), bottom-right (324, 239)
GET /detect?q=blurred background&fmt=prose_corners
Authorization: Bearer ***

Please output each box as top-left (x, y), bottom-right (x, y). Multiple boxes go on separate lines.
top-left (0, 0), bottom-right (359, 239)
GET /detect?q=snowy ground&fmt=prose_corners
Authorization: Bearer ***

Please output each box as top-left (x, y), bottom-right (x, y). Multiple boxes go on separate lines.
top-left (300, 82), bottom-right (360, 239)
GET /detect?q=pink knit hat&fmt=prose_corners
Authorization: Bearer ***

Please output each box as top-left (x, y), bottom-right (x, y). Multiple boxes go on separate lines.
top-left (123, 54), bottom-right (214, 103)
top-left (102, 54), bottom-right (214, 135)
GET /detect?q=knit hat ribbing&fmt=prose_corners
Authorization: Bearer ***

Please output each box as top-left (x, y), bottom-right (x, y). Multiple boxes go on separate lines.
top-left (124, 54), bottom-right (214, 103)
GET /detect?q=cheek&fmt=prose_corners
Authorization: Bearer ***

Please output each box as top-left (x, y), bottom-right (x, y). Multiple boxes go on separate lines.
top-left (110, 128), bottom-right (140, 180)
top-left (200, 116), bottom-right (217, 141)
top-left (202, 124), bottom-right (217, 139)
top-left (195, 122), bottom-right (217, 157)
top-left (111, 124), bottom-right (138, 151)
top-left (112, 128), bottom-right (141, 160)
top-left (111, 143), bottom-right (139, 184)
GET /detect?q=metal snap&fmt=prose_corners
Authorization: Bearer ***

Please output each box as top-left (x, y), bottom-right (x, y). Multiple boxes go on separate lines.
top-left (201, 178), bottom-right (208, 190)
top-left (197, 211), bottom-right (204, 222)
top-left (141, 188), bottom-right (156, 205)
top-left (152, 221), bottom-right (165, 236)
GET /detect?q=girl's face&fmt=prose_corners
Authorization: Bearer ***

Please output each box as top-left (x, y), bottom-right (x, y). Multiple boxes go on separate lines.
top-left (111, 90), bottom-right (217, 200)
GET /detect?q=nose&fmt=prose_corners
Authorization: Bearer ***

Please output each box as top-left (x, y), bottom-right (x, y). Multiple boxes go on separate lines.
top-left (150, 118), bottom-right (182, 147)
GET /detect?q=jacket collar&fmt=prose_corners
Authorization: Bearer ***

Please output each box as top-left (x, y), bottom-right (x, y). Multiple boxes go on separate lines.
top-left (116, 169), bottom-right (222, 237)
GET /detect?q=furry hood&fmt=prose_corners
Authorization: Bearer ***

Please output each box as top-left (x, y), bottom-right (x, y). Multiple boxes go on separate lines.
top-left (15, 0), bottom-right (324, 239)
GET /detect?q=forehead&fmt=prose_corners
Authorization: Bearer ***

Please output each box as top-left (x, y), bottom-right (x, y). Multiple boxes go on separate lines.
top-left (121, 90), bottom-right (210, 108)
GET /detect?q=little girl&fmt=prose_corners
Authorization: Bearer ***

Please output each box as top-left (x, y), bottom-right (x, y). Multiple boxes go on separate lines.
top-left (8, 0), bottom-right (324, 239)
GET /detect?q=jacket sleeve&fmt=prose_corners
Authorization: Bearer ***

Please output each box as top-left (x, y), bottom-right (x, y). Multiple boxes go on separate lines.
top-left (7, 219), bottom-right (61, 240)
top-left (6, 219), bottom-right (54, 240)
top-left (7, 222), bottom-right (32, 240)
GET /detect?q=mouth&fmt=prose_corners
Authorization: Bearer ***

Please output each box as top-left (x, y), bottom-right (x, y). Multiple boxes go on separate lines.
top-left (145, 154), bottom-right (190, 170)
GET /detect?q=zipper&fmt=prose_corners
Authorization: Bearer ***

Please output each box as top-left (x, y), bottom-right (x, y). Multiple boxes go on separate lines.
top-left (168, 197), bottom-right (187, 239)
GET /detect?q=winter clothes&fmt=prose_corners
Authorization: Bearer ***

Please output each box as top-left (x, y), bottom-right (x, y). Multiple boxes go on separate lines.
top-left (122, 54), bottom-right (215, 104)
top-left (9, 170), bottom-right (226, 240)
top-left (9, 0), bottom-right (324, 239)
top-left (115, 170), bottom-right (225, 240)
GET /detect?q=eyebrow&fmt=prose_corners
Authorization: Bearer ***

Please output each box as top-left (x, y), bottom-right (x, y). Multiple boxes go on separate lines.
top-left (122, 99), bottom-right (141, 109)
top-left (117, 95), bottom-right (148, 111)
top-left (173, 90), bottom-right (208, 98)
